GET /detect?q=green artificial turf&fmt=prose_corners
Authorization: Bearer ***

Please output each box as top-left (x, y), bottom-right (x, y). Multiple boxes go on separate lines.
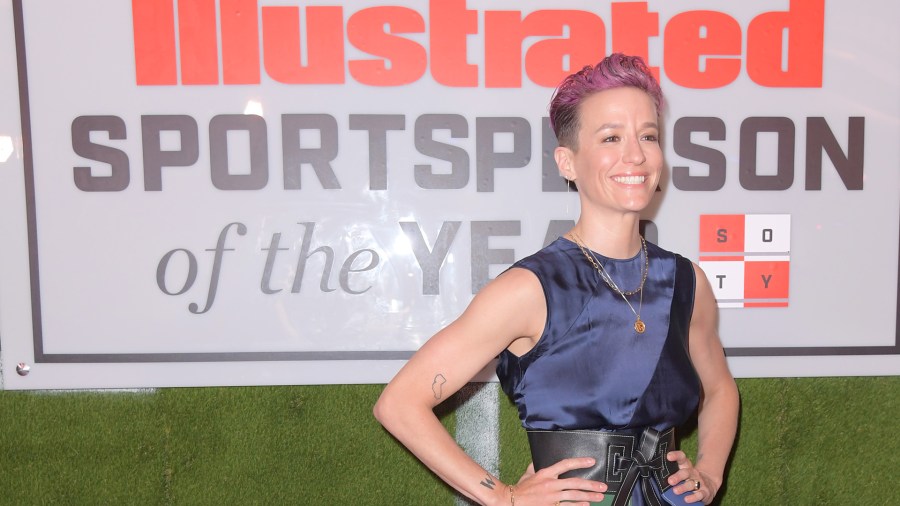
top-left (0, 377), bottom-right (897, 504)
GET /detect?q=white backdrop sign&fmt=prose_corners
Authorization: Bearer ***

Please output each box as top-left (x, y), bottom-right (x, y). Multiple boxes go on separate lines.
top-left (1, 0), bottom-right (898, 389)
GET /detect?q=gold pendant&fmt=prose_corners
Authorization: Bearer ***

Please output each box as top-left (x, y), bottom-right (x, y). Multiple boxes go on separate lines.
top-left (634, 318), bottom-right (646, 334)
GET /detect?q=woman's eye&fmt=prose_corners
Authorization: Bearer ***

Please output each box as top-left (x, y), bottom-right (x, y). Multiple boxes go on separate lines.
top-left (603, 135), bottom-right (619, 142)
top-left (643, 134), bottom-right (658, 142)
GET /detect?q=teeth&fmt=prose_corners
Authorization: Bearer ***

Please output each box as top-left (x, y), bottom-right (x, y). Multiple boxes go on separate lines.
top-left (613, 175), bottom-right (646, 184)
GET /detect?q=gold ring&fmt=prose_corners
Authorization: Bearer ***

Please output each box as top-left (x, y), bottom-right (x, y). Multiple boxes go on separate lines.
top-left (693, 479), bottom-right (701, 490)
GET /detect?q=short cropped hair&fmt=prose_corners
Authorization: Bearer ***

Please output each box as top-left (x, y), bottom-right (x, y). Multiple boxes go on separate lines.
top-left (549, 53), bottom-right (664, 150)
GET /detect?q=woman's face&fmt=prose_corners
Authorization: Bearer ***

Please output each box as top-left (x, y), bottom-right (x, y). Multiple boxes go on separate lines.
top-left (555, 86), bottom-right (662, 217)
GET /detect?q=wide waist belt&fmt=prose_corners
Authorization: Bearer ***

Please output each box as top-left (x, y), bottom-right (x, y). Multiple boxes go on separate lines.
top-left (528, 427), bottom-right (678, 506)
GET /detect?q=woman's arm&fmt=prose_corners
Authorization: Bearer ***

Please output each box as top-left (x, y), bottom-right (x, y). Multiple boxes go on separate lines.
top-left (374, 268), bottom-right (606, 506)
top-left (668, 262), bottom-right (740, 504)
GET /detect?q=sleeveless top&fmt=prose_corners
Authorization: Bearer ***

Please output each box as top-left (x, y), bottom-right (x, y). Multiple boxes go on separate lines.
top-left (496, 237), bottom-right (700, 432)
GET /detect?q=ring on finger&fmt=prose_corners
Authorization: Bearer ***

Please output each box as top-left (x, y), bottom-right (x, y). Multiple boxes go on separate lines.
top-left (692, 479), bottom-right (701, 491)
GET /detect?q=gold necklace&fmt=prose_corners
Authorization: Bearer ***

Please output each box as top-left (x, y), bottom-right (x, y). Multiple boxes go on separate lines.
top-left (570, 232), bottom-right (648, 334)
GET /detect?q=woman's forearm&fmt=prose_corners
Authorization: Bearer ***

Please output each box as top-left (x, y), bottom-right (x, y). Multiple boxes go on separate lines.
top-left (694, 379), bottom-right (740, 490)
top-left (374, 394), bottom-right (509, 506)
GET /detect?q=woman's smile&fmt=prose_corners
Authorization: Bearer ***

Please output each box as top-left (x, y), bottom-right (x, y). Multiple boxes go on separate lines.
top-left (611, 174), bottom-right (648, 185)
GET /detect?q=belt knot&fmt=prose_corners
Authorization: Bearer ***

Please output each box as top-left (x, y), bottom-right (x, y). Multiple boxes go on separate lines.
top-left (611, 428), bottom-right (674, 506)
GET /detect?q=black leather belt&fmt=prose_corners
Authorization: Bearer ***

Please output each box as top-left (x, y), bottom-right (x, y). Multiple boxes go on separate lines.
top-left (528, 427), bottom-right (678, 506)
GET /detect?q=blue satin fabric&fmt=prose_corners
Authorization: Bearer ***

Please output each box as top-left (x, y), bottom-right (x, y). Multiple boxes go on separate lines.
top-left (497, 237), bottom-right (700, 432)
top-left (497, 238), bottom-right (701, 506)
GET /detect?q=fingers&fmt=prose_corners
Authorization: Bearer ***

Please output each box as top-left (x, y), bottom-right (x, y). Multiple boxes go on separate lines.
top-left (662, 480), bottom-right (706, 505)
top-left (669, 470), bottom-right (693, 489)
top-left (683, 481), bottom-right (707, 505)
top-left (514, 458), bottom-right (608, 504)
top-left (516, 480), bottom-right (607, 506)
top-left (544, 456), bottom-right (598, 476)
top-left (559, 477), bottom-right (608, 494)
top-left (667, 450), bottom-right (690, 467)
top-left (663, 452), bottom-right (711, 503)
top-left (679, 478), bottom-right (702, 495)
top-left (537, 458), bottom-right (608, 493)
top-left (666, 451), bottom-right (694, 485)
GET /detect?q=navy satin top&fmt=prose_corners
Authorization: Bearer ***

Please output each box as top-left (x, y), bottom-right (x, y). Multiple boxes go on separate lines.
top-left (497, 238), bottom-right (700, 432)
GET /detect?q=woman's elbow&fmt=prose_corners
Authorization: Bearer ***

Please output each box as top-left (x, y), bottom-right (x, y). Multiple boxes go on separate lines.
top-left (373, 389), bottom-right (398, 428)
top-left (373, 396), bottom-right (386, 425)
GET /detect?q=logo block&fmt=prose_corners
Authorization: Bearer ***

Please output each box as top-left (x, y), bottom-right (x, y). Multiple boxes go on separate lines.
top-left (699, 214), bottom-right (791, 308)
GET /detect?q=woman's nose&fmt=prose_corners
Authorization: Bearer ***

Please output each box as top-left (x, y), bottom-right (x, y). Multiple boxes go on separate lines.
top-left (622, 137), bottom-right (646, 165)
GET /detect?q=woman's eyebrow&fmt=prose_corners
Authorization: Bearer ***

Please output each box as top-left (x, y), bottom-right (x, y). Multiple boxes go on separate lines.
top-left (594, 122), bottom-right (622, 133)
top-left (593, 121), bottom-right (659, 133)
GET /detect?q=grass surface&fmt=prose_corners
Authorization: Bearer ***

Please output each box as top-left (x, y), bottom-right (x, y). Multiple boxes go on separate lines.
top-left (0, 377), bottom-right (897, 504)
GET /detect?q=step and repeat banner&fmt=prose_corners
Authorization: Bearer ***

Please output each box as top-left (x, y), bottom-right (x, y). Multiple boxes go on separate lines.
top-left (1, 0), bottom-right (898, 389)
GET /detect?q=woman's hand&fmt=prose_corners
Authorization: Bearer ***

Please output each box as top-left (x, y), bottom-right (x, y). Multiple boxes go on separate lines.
top-left (666, 451), bottom-right (721, 504)
top-left (502, 458), bottom-right (607, 506)
top-left (515, 462), bottom-right (536, 484)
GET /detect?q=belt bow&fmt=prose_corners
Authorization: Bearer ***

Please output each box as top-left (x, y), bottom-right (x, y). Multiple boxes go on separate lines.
top-left (610, 427), bottom-right (671, 506)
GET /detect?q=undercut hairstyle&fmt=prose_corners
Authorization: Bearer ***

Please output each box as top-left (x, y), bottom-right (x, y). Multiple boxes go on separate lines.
top-left (549, 53), bottom-right (664, 150)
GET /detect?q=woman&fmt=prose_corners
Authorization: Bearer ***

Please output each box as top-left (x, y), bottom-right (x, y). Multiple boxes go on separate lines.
top-left (374, 53), bottom-right (739, 506)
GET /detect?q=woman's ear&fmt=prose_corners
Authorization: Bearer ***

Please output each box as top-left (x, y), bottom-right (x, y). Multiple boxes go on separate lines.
top-left (554, 146), bottom-right (576, 181)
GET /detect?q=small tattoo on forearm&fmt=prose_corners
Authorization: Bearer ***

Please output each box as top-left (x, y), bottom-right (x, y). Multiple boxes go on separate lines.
top-left (480, 475), bottom-right (496, 490)
top-left (432, 373), bottom-right (447, 399)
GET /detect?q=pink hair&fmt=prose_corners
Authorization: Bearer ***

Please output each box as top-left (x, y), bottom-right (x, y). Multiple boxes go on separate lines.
top-left (549, 53), bottom-right (664, 149)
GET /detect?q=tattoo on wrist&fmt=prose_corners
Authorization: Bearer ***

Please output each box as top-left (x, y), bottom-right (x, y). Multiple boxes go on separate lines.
top-left (479, 475), bottom-right (496, 490)
top-left (431, 373), bottom-right (447, 399)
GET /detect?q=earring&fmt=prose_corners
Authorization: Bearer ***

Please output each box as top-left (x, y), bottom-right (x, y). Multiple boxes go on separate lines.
top-left (563, 176), bottom-right (572, 216)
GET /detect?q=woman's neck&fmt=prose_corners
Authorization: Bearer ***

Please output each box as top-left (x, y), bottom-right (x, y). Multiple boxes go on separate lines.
top-left (568, 214), bottom-right (643, 259)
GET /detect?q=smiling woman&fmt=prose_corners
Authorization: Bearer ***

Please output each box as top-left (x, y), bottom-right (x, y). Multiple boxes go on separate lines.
top-left (553, 87), bottom-right (662, 222)
top-left (375, 53), bottom-right (739, 506)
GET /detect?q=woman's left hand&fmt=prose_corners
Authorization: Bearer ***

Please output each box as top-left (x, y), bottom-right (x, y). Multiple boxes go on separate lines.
top-left (665, 451), bottom-right (720, 504)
